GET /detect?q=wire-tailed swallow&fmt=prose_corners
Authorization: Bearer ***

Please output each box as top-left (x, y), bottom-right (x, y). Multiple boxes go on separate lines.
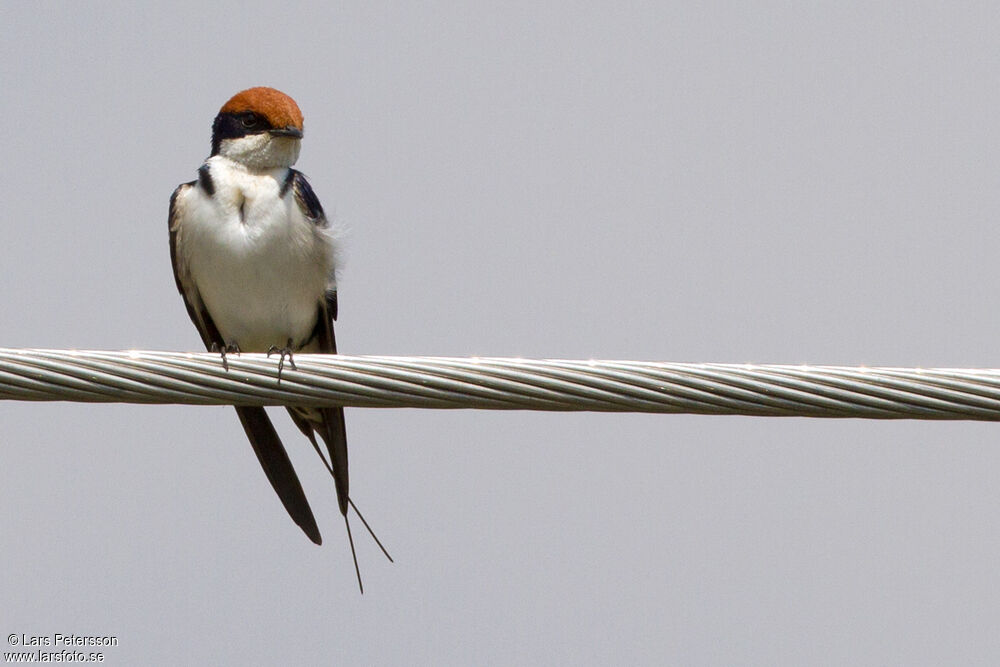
top-left (168, 87), bottom-right (389, 591)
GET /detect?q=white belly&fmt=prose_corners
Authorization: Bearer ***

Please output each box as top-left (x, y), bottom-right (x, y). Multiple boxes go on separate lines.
top-left (181, 163), bottom-right (332, 352)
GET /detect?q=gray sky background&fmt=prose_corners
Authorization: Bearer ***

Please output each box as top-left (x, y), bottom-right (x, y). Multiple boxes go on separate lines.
top-left (3, 2), bottom-right (1000, 664)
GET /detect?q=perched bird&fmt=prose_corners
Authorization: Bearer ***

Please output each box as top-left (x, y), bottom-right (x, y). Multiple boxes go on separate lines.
top-left (168, 87), bottom-right (388, 591)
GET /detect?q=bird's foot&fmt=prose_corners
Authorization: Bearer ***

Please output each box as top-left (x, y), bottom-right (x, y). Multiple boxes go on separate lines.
top-left (211, 341), bottom-right (241, 371)
top-left (267, 338), bottom-right (297, 382)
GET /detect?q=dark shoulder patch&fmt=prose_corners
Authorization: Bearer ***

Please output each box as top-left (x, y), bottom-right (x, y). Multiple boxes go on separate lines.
top-left (290, 170), bottom-right (326, 223)
top-left (279, 168), bottom-right (295, 198)
top-left (197, 164), bottom-right (215, 196)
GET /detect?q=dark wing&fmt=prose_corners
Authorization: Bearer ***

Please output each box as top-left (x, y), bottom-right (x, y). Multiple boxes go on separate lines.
top-left (169, 183), bottom-right (209, 344)
top-left (169, 181), bottom-right (227, 349)
top-left (289, 169), bottom-right (325, 222)
top-left (327, 288), bottom-right (338, 322)
top-left (169, 180), bottom-right (322, 545)
top-left (285, 171), bottom-right (351, 516)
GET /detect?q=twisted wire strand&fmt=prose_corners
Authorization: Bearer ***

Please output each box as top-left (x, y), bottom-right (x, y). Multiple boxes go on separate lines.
top-left (1, 348), bottom-right (1000, 420)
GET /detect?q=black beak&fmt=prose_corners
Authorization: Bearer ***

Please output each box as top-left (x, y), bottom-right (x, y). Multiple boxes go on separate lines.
top-left (269, 126), bottom-right (303, 139)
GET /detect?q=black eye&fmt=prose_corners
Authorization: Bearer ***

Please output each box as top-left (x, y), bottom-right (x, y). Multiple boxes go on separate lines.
top-left (240, 113), bottom-right (259, 128)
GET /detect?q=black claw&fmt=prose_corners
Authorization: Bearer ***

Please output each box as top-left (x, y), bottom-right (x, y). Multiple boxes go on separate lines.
top-left (211, 341), bottom-right (240, 371)
top-left (267, 338), bottom-right (297, 383)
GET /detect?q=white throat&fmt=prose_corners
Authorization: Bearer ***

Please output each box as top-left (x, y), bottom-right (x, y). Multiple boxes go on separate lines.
top-left (217, 133), bottom-right (301, 170)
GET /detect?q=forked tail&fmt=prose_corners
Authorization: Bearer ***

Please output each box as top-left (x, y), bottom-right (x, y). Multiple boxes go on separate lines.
top-left (301, 426), bottom-right (394, 592)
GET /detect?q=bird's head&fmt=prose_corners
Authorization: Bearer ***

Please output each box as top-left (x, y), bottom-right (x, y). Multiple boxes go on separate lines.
top-left (211, 87), bottom-right (304, 169)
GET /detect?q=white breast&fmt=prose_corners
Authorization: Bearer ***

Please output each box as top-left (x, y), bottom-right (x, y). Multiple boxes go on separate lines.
top-left (178, 157), bottom-right (334, 352)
